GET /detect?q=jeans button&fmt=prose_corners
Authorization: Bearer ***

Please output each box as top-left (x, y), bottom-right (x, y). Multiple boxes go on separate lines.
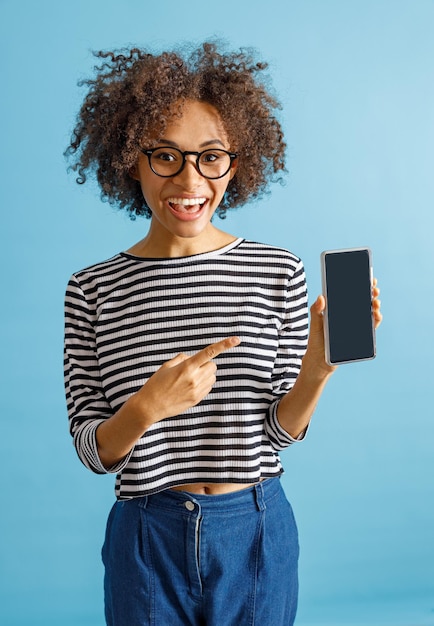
top-left (184, 501), bottom-right (195, 511)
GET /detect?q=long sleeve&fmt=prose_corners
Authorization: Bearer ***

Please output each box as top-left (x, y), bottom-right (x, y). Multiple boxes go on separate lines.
top-left (64, 275), bottom-right (132, 474)
top-left (264, 260), bottom-right (309, 450)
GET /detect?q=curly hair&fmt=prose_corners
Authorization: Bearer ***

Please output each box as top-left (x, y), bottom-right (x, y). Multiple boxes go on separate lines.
top-left (65, 41), bottom-right (286, 219)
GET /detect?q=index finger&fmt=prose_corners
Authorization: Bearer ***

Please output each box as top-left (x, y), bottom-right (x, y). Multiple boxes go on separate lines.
top-left (189, 336), bottom-right (241, 367)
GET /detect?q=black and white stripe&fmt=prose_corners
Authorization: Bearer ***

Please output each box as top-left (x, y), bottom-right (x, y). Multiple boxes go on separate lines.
top-left (64, 239), bottom-right (309, 499)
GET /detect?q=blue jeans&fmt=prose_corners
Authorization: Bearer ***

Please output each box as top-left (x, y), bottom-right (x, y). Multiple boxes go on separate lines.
top-left (102, 477), bottom-right (299, 625)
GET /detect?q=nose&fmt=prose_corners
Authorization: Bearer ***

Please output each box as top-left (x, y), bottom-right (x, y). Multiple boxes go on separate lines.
top-left (171, 156), bottom-right (204, 189)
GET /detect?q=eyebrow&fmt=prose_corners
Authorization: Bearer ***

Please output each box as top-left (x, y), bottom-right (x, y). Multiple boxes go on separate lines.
top-left (157, 138), bottom-right (226, 148)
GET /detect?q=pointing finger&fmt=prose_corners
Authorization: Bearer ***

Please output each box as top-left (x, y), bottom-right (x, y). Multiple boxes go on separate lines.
top-left (189, 337), bottom-right (241, 368)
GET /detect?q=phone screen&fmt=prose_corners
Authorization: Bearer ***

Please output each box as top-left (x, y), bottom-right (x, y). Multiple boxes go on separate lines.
top-left (321, 248), bottom-right (375, 365)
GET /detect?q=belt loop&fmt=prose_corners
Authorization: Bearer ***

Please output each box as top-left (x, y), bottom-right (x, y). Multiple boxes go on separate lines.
top-left (138, 495), bottom-right (149, 510)
top-left (254, 482), bottom-right (266, 512)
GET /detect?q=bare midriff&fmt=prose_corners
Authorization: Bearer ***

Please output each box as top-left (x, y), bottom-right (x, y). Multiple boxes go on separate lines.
top-left (169, 482), bottom-right (259, 495)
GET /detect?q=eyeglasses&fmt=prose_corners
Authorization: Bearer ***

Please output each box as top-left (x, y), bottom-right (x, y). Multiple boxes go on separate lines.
top-left (139, 146), bottom-right (238, 180)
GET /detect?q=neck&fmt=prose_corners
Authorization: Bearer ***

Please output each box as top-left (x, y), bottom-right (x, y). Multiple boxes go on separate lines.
top-left (127, 224), bottom-right (237, 259)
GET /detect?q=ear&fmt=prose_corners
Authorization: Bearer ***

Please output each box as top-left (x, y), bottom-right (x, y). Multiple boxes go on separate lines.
top-left (228, 158), bottom-right (238, 181)
top-left (129, 162), bottom-right (140, 181)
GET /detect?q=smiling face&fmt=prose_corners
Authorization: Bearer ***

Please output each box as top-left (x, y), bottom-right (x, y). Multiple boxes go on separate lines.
top-left (132, 100), bottom-right (237, 257)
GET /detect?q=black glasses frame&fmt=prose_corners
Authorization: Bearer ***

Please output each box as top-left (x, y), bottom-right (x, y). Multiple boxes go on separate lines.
top-left (139, 146), bottom-right (238, 180)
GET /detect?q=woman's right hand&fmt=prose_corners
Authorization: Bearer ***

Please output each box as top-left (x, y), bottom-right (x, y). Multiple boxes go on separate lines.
top-left (129, 336), bottom-right (241, 428)
top-left (96, 336), bottom-right (241, 468)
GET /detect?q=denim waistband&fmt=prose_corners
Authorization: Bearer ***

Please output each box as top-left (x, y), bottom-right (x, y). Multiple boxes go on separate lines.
top-left (136, 477), bottom-right (282, 514)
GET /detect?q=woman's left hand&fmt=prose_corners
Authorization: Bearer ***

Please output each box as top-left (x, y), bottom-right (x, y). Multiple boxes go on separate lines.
top-left (304, 278), bottom-right (382, 377)
top-left (372, 278), bottom-right (382, 329)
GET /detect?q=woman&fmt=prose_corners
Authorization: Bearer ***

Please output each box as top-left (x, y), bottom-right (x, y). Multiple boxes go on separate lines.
top-left (64, 42), bottom-right (382, 626)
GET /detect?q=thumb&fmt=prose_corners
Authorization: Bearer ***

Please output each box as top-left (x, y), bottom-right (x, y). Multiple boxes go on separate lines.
top-left (161, 352), bottom-right (189, 369)
top-left (310, 295), bottom-right (326, 330)
top-left (312, 295), bottom-right (326, 315)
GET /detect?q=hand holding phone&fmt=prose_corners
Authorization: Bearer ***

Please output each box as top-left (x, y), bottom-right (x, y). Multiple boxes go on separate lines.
top-left (320, 247), bottom-right (376, 366)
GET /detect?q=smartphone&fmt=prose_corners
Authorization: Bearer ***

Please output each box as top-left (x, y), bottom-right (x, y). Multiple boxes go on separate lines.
top-left (320, 247), bottom-right (376, 366)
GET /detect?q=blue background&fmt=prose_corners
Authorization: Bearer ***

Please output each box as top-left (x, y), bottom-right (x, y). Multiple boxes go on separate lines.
top-left (1, 1), bottom-right (433, 624)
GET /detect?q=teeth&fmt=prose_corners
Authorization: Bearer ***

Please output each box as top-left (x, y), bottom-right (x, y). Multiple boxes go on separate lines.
top-left (167, 197), bottom-right (207, 206)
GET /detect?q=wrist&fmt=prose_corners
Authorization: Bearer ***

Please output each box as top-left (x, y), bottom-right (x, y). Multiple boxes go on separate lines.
top-left (124, 391), bottom-right (156, 431)
top-left (299, 352), bottom-right (336, 386)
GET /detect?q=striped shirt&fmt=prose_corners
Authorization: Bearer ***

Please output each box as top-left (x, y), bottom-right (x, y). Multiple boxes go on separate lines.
top-left (64, 238), bottom-right (309, 499)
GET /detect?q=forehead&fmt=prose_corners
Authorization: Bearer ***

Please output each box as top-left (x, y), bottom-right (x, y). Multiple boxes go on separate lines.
top-left (161, 99), bottom-right (229, 142)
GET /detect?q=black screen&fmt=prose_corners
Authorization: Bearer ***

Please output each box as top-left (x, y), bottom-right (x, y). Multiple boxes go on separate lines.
top-left (324, 249), bottom-right (375, 364)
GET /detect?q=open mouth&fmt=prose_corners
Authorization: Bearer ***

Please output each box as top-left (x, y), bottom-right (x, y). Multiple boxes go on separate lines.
top-left (166, 196), bottom-right (208, 214)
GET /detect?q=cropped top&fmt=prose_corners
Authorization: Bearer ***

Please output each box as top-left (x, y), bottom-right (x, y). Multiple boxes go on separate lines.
top-left (64, 239), bottom-right (309, 499)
